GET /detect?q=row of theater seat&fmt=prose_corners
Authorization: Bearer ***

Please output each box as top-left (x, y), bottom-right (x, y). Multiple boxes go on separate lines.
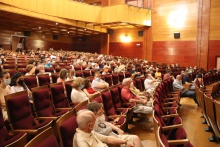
top-left (152, 78), bottom-right (194, 147)
top-left (1, 79), bottom-right (139, 147)
top-left (196, 81), bottom-right (220, 142)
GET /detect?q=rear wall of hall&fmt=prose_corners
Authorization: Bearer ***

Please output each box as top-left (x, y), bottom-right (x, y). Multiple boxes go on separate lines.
top-left (152, 0), bottom-right (198, 67)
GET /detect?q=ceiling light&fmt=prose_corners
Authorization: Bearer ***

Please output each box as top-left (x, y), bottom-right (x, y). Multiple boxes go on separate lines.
top-left (84, 29), bottom-right (87, 31)
top-left (56, 22), bottom-right (58, 25)
top-left (68, 32), bottom-right (69, 34)
top-left (39, 27), bottom-right (41, 29)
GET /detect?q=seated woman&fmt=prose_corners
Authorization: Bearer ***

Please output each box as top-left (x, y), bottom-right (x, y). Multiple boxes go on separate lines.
top-left (71, 77), bottom-right (89, 104)
top-left (0, 71), bottom-right (11, 120)
top-left (25, 64), bottom-right (36, 76)
top-left (66, 69), bottom-right (76, 81)
top-left (83, 78), bottom-right (100, 98)
top-left (10, 72), bottom-right (27, 93)
top-left (57, 68), bottom-right (68, 83)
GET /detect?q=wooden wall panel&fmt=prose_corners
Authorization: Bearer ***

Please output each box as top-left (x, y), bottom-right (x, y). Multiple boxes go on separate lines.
top-left (152, 41), bottom-right (196, 67)
top-left (153, 0), bottom-right (198, 41)
top-left (209, 0), bottom-right (220, 40)
top-left (0, 29), bottom-right (74, 51)
top-left (208, 40), bottom-right (220, 70)
top-left (109, 28), bottom-right (143, 42)
top-left (72, 34), bottom-right (101, 53)
top-left (109, 42), bottom-right (142, 59)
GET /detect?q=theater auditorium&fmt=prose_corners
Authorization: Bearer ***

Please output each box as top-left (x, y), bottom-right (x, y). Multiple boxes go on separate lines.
top-left (0, 0), bottom-right (220, 147)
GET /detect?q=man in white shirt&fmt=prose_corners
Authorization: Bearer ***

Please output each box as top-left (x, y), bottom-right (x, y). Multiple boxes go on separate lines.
top-left (91, 72), bottom-right (109, 91)
top-left (173, 75), bottom-right (198, 106)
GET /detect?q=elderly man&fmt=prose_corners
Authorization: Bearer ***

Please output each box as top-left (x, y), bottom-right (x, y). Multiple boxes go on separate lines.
top-left (91, 72), bottom-right (109, 91)
top-left (86, 102), bottom-right (143, 147)
top-left (121, 78), bottom-right (152, 114)
top-left (73, 109), bottom-right (135, 147)
top-left (173, 75), bottom-right (198, 106)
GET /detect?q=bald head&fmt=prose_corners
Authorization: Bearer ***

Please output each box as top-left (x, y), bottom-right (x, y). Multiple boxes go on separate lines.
top-left (76, 109), bottom-right (95, 129)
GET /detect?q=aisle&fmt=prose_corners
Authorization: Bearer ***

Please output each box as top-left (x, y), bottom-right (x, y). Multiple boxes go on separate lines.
top-left (129, 97), bottom-right (220, 147)
top-left (179, 97), bottom-right (220, 147)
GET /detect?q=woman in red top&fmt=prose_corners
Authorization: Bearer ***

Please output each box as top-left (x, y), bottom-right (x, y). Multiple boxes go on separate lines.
top-left (83, 78), bottom-right (100, 98)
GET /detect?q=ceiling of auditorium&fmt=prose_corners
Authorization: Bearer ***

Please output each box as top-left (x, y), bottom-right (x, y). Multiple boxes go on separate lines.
top-left (0, 10), bottom-right (143, 37)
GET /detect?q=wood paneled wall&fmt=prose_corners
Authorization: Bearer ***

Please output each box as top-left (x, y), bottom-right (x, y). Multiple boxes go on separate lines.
top-left (0, 29), bottom-right (74, 51)
top-left (151, 0), bottom-right (198, 67)
top-left (208, 0), bottom-right (220, 69)
top-left (109, 28), bottom-right (143, 58)
top-left (109, 42), bottom-right (142, 59)
top-left (72, 34), bottom-right (101, 53)
top-left (152, 41), bottom-right (196, 67)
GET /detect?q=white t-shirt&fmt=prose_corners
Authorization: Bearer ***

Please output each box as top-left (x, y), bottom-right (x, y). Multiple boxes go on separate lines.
top-left (71, 89), bottom-right (88, 103)
top-left (144, 78), bottom-right (154, 90)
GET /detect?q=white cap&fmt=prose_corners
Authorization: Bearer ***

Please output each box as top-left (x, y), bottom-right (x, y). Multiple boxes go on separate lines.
top-left (122, 78), bottom-right (132, 86)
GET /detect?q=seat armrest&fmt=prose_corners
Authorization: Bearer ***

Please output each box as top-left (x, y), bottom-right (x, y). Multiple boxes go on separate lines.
top-left (162, 124), bottom-right (183, 130)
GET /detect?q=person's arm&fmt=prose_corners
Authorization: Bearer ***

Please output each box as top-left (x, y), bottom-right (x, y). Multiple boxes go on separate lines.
top-left (93, 80), bottom-right (108, 89)
top-left (105, 121), bottom-right (124, 135)
top-left (173, 81), bottom-right (184, 90)
top-left (83, 89), bottom-right (99, 98)
top-left (29, 66), bottom-right (36, 75)
top-left (104, 136), bottom-right (134, 147)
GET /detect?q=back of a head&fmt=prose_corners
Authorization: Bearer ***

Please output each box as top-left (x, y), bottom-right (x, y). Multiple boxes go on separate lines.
top-left (76, 110), bottom-right (94, 129)
top-left (86, 102), bottom-right (103, 114)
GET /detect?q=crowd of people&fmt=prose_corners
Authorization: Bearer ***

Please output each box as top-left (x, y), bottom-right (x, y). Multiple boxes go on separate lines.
top-left (0, 49), bottom-right (219, 146)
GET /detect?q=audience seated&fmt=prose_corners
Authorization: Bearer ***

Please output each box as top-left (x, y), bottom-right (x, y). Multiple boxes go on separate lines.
top-left (173, 75), bottom-right (198, 106)
top-left (83, 78), bottom-right (100, 98)
top-left (71, 77), bottom-right (89, 103)
top-left (57, 68), bottom-right (68, 83)
top-left (67, 69), bottom-right (76, 81)
top-left (73, 109), bottom-right (135, 147)
top-left (0, 71), bottom-right (11, 120)
top-left (121, 78), bottom-right (152, 114)
top-left (92, 72), bottom-right (109, 91)
top-left (86, 102), bottom-right (143, 147)
top-left (182, 72), bottom-right (195, 90)
top-left (10, 72), bottom-right (26, 93)
top-left (25, 64), bottom-right (36, 76)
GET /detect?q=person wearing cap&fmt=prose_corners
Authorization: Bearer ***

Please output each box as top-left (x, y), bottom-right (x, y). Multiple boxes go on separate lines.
top-left (121, 78), bottom-right (152, 114)
top-left (91, 72), bottom-right (109, 92)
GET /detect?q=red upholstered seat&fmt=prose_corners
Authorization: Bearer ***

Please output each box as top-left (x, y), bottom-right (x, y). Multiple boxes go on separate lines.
top-left (65, 80), bottom-right (73, 103)
top-left (104, 74), bottom-right (113, 86)
top-left (24, 127), bottom-right (58, 147)
top-left (56, 110), bottom-right (78, 147)
top-left (111, 74), bottom-right (119, 85)
top-left (134, 78), bottom-right (143, 91)
top-left (55, 67), bottom-right (62, 72)
top-left (50, 83), bottom-right (72, 110)
top-left (24, 75), bottom-right (38, 90)
top-left (75, 71), bottom-right (83, 77)
top-left (0, 104), bottom-right (27, 147)
top-left (3, 64), bottom-right (16, 69)
top-left (45, 67), bottom-right (55, 73)
top-left (125, 71), bottom-right (131, 78)
top-left (32, 86), bottom-right (67, 120)
top-left (5, 91), bottom-right (52, 134)
top-left (101, 90), bottom-right (128, 131)
top-left (38, 74), bottom-right (51, 86)
top-left (118, 72), bottom-right (125, 83)
top-left (83, 70), bottom-right (91, 78)
top-left (51, 73), bottom-right (58, 83)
